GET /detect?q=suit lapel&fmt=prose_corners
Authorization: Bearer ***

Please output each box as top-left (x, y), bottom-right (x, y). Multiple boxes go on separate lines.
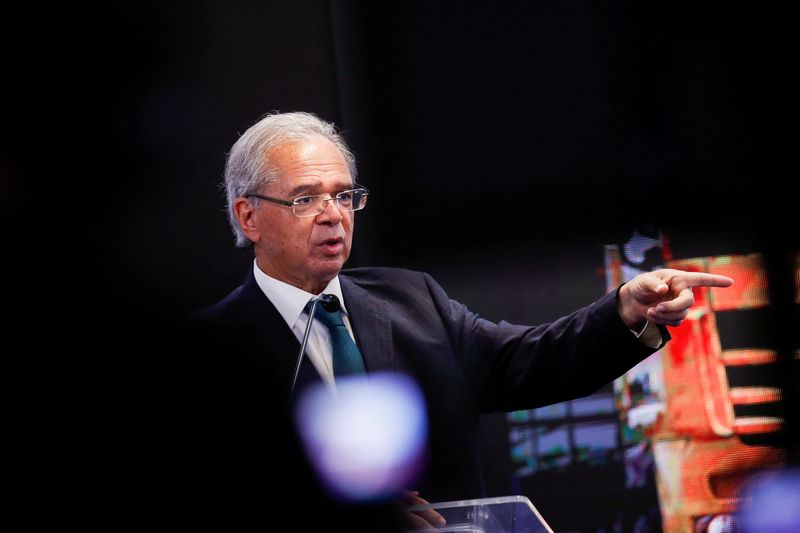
top-left (234, 271), bottom-right (318, 394)
top-left (340, 275), bottom-right (395, 373)
top-left (235, 271), bottom-right (394, 387)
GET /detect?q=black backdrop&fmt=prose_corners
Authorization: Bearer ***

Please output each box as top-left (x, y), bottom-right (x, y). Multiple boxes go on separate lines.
top-left (7, 0), bottom-right (796, 527)
top-left (45, 1), bottom-right (794, 315)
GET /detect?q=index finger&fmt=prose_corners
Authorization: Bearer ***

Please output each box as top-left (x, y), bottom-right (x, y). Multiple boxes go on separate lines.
top-left (683, 272), bottom-right (734, 288)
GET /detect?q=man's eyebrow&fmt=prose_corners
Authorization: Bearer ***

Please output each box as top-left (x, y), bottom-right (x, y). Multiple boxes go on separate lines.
top-left (288, 181), bottom-right (355, 197)
top-left (287, 181), bottom-right (322, 197)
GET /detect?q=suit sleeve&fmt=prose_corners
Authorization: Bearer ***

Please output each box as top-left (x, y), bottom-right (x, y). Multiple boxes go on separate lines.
top-left (420, 273), bottom-right (667, 413)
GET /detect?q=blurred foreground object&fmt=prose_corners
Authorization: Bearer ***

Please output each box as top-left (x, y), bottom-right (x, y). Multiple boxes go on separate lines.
top-left (739, 468), bottom-right (800, 533)
top-left (295, 372), bottom-right (428, 501)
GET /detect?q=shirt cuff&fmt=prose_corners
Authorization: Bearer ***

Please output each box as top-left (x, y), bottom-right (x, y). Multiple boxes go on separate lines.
top-left (630, 321), bottom-right (662, 349)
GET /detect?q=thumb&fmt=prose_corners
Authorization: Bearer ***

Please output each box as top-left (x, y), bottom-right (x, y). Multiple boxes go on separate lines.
top-left (639, 274), bottom-right (668, 295)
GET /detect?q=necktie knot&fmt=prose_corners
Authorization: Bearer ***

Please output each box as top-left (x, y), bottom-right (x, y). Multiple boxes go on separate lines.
top-left (315, 306), bottom-right (346, 329)
top-left (307, 297), bottom-right (366, 376)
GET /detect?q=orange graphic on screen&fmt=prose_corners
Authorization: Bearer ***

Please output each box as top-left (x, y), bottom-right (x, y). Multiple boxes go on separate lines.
top-left (606, 247), bottom-right (787, 533)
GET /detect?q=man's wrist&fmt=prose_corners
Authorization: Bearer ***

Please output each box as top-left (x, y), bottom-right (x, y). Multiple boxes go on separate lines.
top-left (631, 321), bottom-right (662, 349)
top-left (631, 320), bottom-right (649, 338)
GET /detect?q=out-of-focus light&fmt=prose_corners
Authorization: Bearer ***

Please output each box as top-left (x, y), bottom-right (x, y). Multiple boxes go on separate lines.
top-left (695, 513), bottom-right (737, 533)
top-left (294, 372), bottom-right (428, 501)
top-left (707, 514), bottom-right (736, 533)
top-left (739, 468), bottom-right (800, 533)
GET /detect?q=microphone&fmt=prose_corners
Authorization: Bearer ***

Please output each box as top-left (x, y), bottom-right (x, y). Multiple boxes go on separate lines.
top-left (291, 294), bottom-right (342, 393)
top-left (320, 294), bottom-right (341, 313)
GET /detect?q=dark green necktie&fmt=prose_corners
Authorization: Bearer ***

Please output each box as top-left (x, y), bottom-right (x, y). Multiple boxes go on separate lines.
top-left (313, 300), bottom-right (366, 376)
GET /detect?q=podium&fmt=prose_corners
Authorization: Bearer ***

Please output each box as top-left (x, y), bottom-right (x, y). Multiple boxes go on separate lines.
top-left (406, 495), bottom-right (555, 533)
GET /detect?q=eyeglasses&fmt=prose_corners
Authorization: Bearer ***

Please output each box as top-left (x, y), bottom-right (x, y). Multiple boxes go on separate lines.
top-left (246, 186), bottom-right (369, 218)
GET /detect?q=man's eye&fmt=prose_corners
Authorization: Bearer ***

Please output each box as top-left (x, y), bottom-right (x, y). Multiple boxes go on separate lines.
top-left (338, 191), bottom-right (354, 201)
top-left (295, 196), bottom-right (314, 205)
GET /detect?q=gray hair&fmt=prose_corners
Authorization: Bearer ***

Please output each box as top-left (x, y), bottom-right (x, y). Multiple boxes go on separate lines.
top-left (224, 111), bottom-right (357, 247)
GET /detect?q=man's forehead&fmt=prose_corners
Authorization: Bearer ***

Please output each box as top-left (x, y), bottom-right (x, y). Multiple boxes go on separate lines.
top-left (268, 138), bottom-right (349, 176)
top-left (280, 179), bottom-right (355, 197)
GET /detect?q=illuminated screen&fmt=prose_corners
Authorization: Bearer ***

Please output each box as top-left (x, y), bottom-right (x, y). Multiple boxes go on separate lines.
top-left (572, 394), bottom-right (615, 417)
top-left (506, 229), bottom-right (797, 533)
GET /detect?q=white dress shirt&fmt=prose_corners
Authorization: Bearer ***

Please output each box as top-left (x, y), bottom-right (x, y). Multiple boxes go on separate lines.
top-left (253, 261), bottom-right (356, 389)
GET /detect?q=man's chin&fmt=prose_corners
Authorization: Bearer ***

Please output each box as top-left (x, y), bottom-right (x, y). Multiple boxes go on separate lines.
top-left (312, 258), bottom-right (347, 279)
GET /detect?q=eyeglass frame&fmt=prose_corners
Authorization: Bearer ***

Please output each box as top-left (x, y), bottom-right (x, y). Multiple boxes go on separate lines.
top-left (245, 185), bottom-right (369, 218)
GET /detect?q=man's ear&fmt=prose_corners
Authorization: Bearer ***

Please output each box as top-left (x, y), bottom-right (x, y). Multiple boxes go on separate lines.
top-left (234, 197), bottom-right (261, 243)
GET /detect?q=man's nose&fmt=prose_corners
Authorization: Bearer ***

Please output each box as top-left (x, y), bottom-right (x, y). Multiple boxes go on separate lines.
top-left (316, 197), bottom-right (343, 224)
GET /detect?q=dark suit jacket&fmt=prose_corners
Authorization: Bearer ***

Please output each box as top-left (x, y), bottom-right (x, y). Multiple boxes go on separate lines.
top-left (192, 266), bottom-right (664, 503)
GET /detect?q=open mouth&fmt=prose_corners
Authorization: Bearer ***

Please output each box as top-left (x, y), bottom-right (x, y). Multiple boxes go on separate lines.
top-left (319, 237), bottom-right (344, 254)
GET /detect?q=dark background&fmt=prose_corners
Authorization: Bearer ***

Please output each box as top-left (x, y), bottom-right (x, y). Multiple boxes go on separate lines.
top-left (76, 1), bottom-right (795, 316)
top-left (7, 0), bottom-right (796, 528)
top-left (11, 0), bottom-right (790, 307)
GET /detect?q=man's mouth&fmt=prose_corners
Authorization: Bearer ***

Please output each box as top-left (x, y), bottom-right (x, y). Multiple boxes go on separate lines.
top-left (319, 237), bottom-right (345, 254)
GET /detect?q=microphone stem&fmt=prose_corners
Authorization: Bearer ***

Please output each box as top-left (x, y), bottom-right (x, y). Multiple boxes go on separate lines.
top-left (291, 298), bottom-right (320, 394)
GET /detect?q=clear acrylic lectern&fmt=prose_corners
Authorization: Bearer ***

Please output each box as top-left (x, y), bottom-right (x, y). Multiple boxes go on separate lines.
top-left (406, 495), bottom-right (555, 533)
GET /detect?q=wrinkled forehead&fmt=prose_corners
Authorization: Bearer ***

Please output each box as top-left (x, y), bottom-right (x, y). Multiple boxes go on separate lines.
top-left (266, 138), bottom-right (354, 194)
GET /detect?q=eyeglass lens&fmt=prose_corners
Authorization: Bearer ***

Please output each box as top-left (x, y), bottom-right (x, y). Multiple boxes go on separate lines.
top-left (293, 189), bottom-right (367, 216)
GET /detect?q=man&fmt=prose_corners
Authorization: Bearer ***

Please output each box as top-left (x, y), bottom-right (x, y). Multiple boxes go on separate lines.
top-left (194, 111), bottom-right (733, 510)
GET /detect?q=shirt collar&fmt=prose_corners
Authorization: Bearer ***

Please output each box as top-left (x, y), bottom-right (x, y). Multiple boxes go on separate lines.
top-left (252, 260), bottom-right (348, 328)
